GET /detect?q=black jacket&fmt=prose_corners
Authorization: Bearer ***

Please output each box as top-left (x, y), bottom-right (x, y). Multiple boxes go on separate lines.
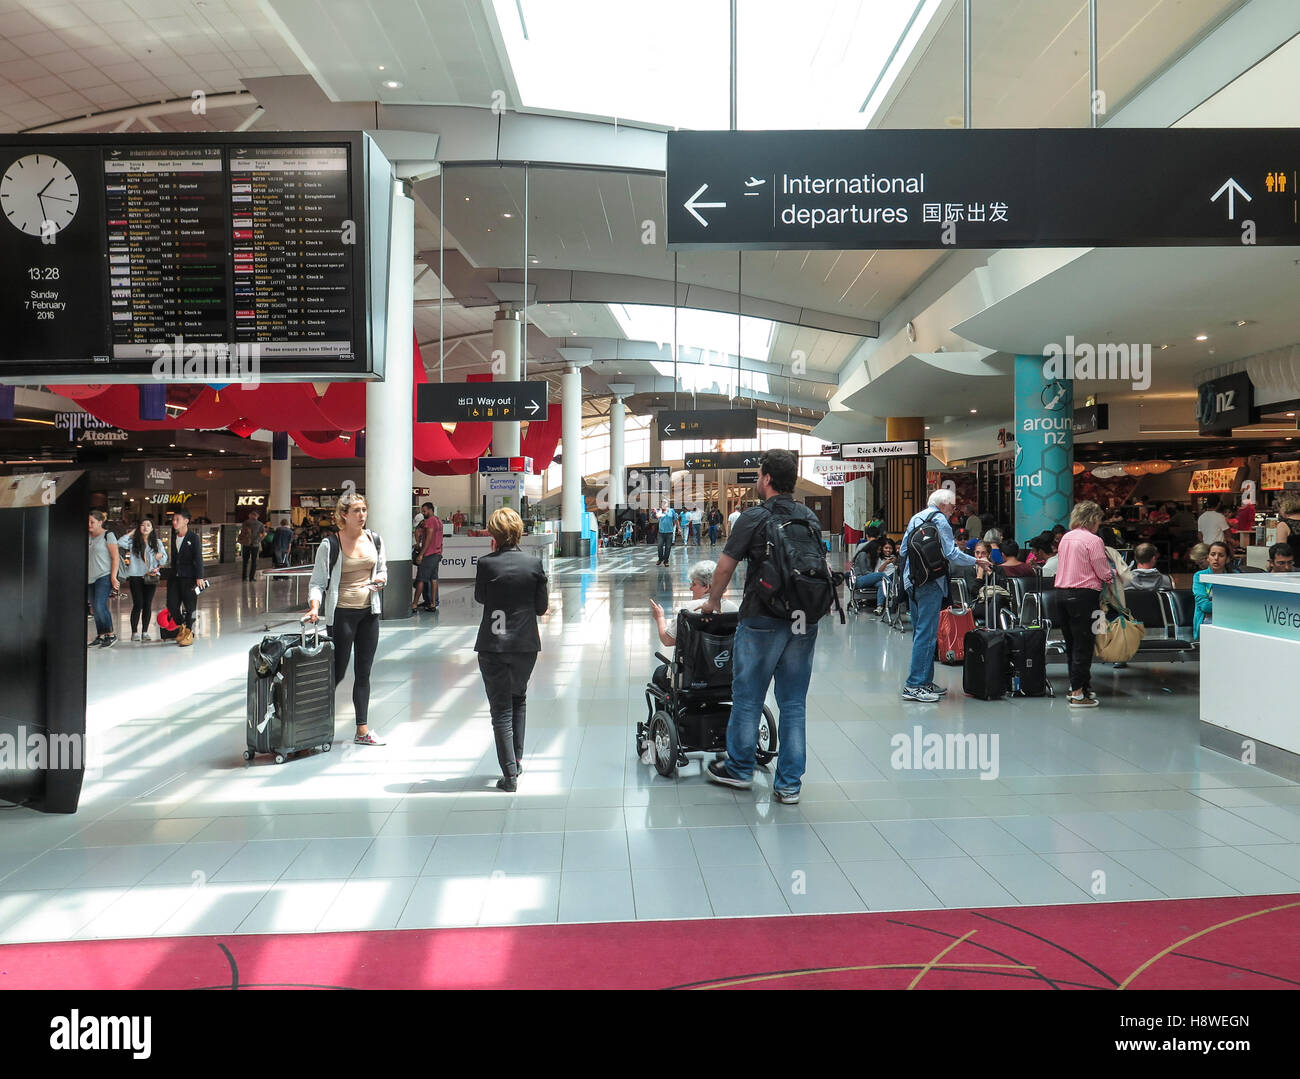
top-left (473, 547), bottom-right (548, 653)
top-left (171, 530), bottom-right (204, 579)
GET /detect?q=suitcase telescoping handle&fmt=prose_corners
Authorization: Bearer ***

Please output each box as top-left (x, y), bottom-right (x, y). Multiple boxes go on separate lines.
top-left (298, 616), bottom-right (328, 654)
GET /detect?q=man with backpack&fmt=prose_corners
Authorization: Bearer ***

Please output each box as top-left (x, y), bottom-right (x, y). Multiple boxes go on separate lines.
top-left (900, 488), bottom-right (989, 702)
top-left (701, 449), bottom-right (841, 804)
top-left (239, 511), bottom-right (266, 581)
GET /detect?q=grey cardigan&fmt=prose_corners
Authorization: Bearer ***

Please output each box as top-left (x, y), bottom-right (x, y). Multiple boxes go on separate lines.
top-left (308, 530), bottom-right (388, 625)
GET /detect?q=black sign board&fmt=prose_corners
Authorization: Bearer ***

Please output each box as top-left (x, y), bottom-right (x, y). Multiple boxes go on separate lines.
top-left (656, 409), bottom-right (757, 440)
top-left (736, 471), bottom-right (758, 483)
top-left (138, 463), bottom-right (172, 491)
top-left (668, 129), bottom-right (1300, 251)
top-left (417, 381), bottom-right (549, 423)
top-left (1196, 372), bottom-right (1254, 435)
top-left (1073, 403), bottom-right (1110, 435)
top-left (0, 132), bottom-right (379, 382)
top-left (627, 466), bottom-right (671, 493)
top-left (685, 451), bottom-right (795, 471)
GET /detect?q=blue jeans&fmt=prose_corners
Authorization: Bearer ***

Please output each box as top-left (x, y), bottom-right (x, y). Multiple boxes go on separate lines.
top-left (724, 614), bottom-right (818, 794)
top-left (854, 571), bottom-right (887, 590)
top-left (906, 579), bottom-right (944, 688)
top-left (88, 575), bottom-right (113, 636)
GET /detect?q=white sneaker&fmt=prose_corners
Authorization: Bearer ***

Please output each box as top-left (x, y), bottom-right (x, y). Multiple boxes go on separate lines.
top-left (901, 685), bottom-right (941, 703)
top-left (130, 632), bottom-right (140, 642)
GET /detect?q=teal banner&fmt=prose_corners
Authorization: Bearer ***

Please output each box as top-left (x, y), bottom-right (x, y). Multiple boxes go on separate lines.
top-left (1013, 354), bottom-right (1073, 539)
top-left (1214, 579), bottom-right (1300, 641)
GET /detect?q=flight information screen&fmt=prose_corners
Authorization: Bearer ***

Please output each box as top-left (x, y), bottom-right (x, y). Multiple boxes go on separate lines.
top-left (0, 132), bottom-right (375, 381)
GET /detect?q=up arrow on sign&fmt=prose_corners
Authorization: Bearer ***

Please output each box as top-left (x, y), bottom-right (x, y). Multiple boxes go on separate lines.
top-left (1210, 177), bottom-right (1251, 219)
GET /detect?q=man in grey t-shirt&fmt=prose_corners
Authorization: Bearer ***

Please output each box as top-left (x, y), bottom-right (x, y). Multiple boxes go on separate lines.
top-left (88, 510), bottom-right (120, 647)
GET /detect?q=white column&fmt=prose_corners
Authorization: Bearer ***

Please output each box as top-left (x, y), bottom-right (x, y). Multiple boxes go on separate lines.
top-left (366, 180), bottom-right (415, 617)
top-left (269, 439), bottom-right (291, 524)
top-left (491, 307), bottom-right (521, 458)
top-left (609, 395), bottom-right (625, 517)
top-left (561, 365), bottom-right (583, 551)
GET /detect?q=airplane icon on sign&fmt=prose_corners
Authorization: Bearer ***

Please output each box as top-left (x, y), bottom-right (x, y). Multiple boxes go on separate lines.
top-left (744, 177), bottom-right (766, 187)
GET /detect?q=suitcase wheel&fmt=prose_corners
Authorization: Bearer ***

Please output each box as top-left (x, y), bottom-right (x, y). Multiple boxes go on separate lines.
top-left (242, 749), bottom-right (255, 762)
top-left (320, 742), bottom-right (332, 753)
top-left (274, 752), bottom-right (288, 765)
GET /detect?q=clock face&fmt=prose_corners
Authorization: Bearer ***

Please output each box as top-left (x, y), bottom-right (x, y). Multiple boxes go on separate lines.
top-left (1, 153), bottom-right (80, 237)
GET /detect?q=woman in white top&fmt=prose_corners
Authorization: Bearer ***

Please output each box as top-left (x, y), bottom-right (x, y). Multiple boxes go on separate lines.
top-left (307, 492), bottom-right (389, 746)
top-left (649, 559), bottom-right (738, 690)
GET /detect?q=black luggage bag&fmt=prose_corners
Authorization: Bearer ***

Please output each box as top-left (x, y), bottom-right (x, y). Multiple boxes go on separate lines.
top-left (963, 579), bottom-right (1009, 700)
top-left (245, 623), bottom-right (336, 764)
top-left (1005, 626), bottom-right (1051, 697)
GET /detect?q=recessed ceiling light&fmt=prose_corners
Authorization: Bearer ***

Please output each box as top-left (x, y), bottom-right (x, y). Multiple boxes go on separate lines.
top-left (1160, 344), bottom-right (1170, 350)
top-left (1288, 412), bottom-right (1296, 417)
top-left (169, 443), bottom-right (175, 447)
top-left (464, 196), bottom-right (470, 202)
top-left (969, 409), bottom-right (977, 414)
top-left (925, 425), bottom-right (931, 430)
top-left (383, 80), bottom-right (402, 89)
top-left (1195, 334), bottom-right (1208, 341)
top-left (378, 65), bottom-right (386, 71)
top-left (502, 212), bottom-right (513, 218)
top-left (486, 227), bottom-right (492, 232)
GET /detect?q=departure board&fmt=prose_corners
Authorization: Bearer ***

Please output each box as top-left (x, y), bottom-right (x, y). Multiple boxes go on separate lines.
top-left (229, 146), bottom-right (353, 358)
top-left (103, 146), bottom-right (228, 358)
top-left (0, 132), bottom-right (385, 382)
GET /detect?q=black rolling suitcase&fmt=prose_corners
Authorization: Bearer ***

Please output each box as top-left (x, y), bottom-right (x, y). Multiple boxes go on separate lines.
top-left (963, 581), bottom-right (1009, 700)
top-left (1005, 566), bottom-right (1052, 697)
top-left (245, 622), bottom-right (336, 764)
top-left (1005, 626), bottom-right (1051, 697)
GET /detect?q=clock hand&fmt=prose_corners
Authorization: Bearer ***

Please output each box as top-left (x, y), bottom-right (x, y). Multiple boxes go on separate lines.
top-left (41, 194), bottom-right (71, 203)
top-left (36, 177), bottom-right (55, 198)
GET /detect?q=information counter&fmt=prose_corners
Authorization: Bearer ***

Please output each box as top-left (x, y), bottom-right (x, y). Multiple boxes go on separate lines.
top-left (438, 536), bottom-right (494, 578)
top-left (1200, 574), bottom-right (1300, 780)
top-left (434, 533), bottom-right (554, 579)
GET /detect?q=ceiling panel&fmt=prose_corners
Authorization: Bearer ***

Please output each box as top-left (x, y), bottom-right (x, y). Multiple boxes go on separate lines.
top-left (0, 0), bottom-right (305, 132)
top-left (879, 0), bottom-right (1246, 129)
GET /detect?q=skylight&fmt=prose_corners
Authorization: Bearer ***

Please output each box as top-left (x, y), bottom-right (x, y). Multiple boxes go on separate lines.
top-left (611, 303), bottom-right (773, 362)
top-left (491, 0), bottom-right (941, 130)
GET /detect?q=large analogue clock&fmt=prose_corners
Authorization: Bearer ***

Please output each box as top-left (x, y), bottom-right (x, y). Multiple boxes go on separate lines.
top-left (1, 153), bottom-right (80, 237)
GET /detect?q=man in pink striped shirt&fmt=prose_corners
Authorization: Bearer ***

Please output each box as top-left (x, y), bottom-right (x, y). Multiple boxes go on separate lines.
top-left (1054, 501), bottom-right (1114, 707)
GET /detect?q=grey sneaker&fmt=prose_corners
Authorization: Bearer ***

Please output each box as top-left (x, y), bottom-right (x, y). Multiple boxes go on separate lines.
top-left (773, 789), bottom-right (800, 805)
top-left (921, 682), bottom-right (949, 697)
top-left (901, 685), bottom-right (940, 703)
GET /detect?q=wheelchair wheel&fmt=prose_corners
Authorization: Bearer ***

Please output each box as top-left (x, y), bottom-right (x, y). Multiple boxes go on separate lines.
top-left (649, 711), bottom-right (679, 778)
top-left (756, 705), bottom-right (778, 766)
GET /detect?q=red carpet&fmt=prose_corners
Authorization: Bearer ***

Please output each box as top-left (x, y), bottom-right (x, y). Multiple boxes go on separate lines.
top-left (2, 894), bottom-right (1298, 990)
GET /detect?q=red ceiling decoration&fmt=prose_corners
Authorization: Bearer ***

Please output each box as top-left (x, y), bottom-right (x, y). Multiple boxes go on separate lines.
top-left (49, 333), bottom-right (563, 474)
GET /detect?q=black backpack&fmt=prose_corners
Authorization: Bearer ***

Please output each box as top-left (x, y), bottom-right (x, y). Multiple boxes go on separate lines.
top-left (905, 510), bottom-right (949, 587)
top-left (752, 503), bottom-right (845, 624)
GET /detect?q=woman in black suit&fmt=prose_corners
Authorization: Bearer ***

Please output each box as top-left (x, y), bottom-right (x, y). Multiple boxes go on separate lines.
top-left (475, 507), bottom-right (549, 791)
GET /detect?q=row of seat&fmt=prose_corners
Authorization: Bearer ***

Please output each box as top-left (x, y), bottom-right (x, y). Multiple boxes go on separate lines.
top-left (1011, 583), bottom-right (1198, 663)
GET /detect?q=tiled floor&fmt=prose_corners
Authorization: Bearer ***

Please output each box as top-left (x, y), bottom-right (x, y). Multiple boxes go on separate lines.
top-left (2, 544), bottom-right (1299, 943)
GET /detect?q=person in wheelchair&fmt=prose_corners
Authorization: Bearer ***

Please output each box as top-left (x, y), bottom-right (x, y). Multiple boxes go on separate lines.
top-left (649, 559), bottom-right (737, 692)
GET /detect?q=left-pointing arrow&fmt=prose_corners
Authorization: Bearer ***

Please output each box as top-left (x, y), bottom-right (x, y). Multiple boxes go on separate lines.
top-left (684, 183), bottom-right (727, 227)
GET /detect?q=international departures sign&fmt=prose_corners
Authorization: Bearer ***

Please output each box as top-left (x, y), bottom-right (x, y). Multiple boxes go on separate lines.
top-left (667, 129), bottom-right (1300, 250)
